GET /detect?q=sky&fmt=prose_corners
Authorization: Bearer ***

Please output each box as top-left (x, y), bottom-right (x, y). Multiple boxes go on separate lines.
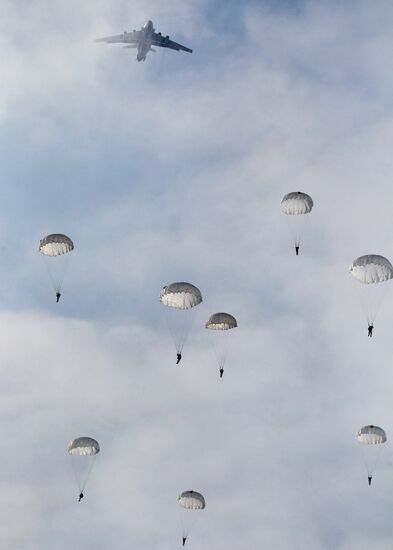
top-left (1, 0), bottom-right (393, 548)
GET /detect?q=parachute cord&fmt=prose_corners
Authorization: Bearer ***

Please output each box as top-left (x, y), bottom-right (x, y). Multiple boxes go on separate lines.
top-left (178, 509), bottom-right (201, 543)
top-left (285, 214), bottom-right (309, 252)
top-left (354, 280), bottom-right (391, 326)
top-left (163, 308), bottom-right (197, 356)
top-left (40, 254), bottom-right (70, 294)
top-left (71, 458), bottom-right (83, 493)
top-left (207, 331), bottom-right (233, 372)
top-left (70, 455), bottom-right (96, 494)
top-left (57, 255), bottom-right (70, 294)
top-left (164, 313), bottom-right (184, 354)
top-left (360, 445), bottom-right (383, 482)
top-left (81, 455), bottom-right (96, 493)
top-left (178, 506), bottom-right (186, 539)
top-left (41, 255), bottom-right (58, 294)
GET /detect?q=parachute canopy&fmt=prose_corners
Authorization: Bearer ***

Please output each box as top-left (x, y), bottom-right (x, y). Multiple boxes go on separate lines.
top-left (205, 313), bottom-right (237, 331)
top-left (350, 255), bottom-right (393, 285)
top-left (357, 425), bottom-right (386, 445)
top-left (68, 437), bottom-right (100, 456)
top-left (160, 283), bottom-right (202, 310)
top-left (178, 491), bottom-right (206, 510)
top-left (39, 234), bottom-right (74, 257)
top-left (281, 192), bottom-right (313, 215)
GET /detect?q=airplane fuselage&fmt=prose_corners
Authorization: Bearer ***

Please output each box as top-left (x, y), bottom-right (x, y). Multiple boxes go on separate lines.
top-left (96, 20), bottom-right (192, 62)
top-left (137, 20), bottom-right (154, 61)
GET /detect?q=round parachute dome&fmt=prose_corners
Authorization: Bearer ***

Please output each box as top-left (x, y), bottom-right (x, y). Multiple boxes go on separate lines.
top-left (68, 437), bottom-right (100, 456)
top-left (357, 425), bottom-right (386, 445)
top-left (39, 234), bottom-right (74, 257)
top-left (205, 313), bottom-right (237, 330)
top-left (281, 192), bottom-right (313, 215)
top-left (160, 282), bottom-right (202, 310)
top-left (350, 255), bottom-right (393, 284)
top-left (178, 491), bottom-right (206, 510)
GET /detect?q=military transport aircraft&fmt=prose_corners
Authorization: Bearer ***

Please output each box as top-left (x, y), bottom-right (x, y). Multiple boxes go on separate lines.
top-left (96, 20), bottom-right (192, 62)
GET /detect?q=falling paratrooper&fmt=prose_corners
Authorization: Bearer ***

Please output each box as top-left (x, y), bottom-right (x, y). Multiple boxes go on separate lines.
top-left (160, 282), bottom-right (202, 365)
top-left (349, 254), bottom-right (393, 337)
top-left (205, 312), bottom-right (237, 378)
top-left (68, 437), bottom-right (100, 502)
top-left (178, 490), bottom-right (206, 546)
top-left (281, 191), bottom-right (313, 256)
top-left (39, 233), bottom-right (74, 303)
top-left (356, 425), bottom-right (386, 486)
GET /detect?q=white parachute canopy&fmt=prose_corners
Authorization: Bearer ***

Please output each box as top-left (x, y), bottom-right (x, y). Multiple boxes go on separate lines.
top-left (39, 233), bottom-right (74, 295)
top-left (357, 425), bottom-right (386, 445)
top-left (178, 491), bottom-right (205, 545)
top-left (160, 283), bottom-right (202, 357)
top-left (39, 234), bottom-right (74, 257)
top-left (68, 437), bottom-right (100, 496)
top-left (205, 313), bottom-right (237, 377)
top-left (356, 426), bottom-right (386, 484)
top-left (349, 255), bottom-right (393, 324)
top-left (160, 282), bottom-right (202, 310)
top-left (281, 191), bottom-right (313, 252)
top-left (350, 255), bottom-right (393, 284)
top-left (205, 312), bottom-right (237, 331)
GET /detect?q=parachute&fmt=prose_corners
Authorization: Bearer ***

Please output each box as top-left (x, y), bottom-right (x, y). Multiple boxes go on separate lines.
top-left (68, 437), bottom-right (100, 499)
top-left (281, 192), bottom-right (313, 255)
top-left (39, 233), bottom-right (74, 300)
top-left (350, 255), bottom-right (393, 284)
top-left (349, 255), bottom-right (393, 326)
top-left (160, 283), bottom-right (202, 310)
top-left (160, 283), bottom-right (202, 362)
top-left (178, 490), bottom-right (205, 546)
top-left (39, 234), bottom-right (74, 257)
top-left (356, 425), bottom-right (386, 485)
top-left (205, 313), bottom-right (237, 378)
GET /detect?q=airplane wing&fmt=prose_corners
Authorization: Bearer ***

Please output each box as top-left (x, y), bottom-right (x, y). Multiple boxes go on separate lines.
top-left (95, 30), bottom-right (141, 44)
top-left (151, 32), bottom-right (192, 53)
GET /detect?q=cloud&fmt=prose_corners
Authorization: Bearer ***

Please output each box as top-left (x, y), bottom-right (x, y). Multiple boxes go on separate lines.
top-left (2, 0), bottom-right (393, 548)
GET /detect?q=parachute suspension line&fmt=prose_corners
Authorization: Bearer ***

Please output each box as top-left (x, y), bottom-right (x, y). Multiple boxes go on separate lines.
top-left (71, 457), bottom-right (81, 492)
top-left (179, 308), bottom-right (197, 353)
top-left (178, 506), bottom-right (186, 539)
top-left (284, 206), bottom-right (310, 248)
top-left (207, 332), bottom-right (232, 370)
top-left (40, 253), bottom-right (70, 294)
top-left (57, 254), bottom-right (71, 294)
top-left (360, 445), bottom-right (372, 480)
top-left (81, 455), bottom-right (96, 493)
top-left (178, 508), bottom-right (200, 543)
top-left (71, 454), bottom-right (97, 493)
top-left (163, 307), bottom-right (197, 355)
top-left (40, 254), bottom-right (58, 294)
top-left (360, 444), bottom-right (383, 483)
top-left (163, 312), bottom-right (186, 354)
top-left (354, 280), bottom-right (390, 326)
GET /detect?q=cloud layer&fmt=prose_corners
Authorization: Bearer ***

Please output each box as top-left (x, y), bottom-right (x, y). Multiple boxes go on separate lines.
top-left (2, 1), bottom-right (393, 548)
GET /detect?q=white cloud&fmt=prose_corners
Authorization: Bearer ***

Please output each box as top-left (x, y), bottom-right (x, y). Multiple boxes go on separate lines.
top-left (2, 1), bottom-right (393, 548)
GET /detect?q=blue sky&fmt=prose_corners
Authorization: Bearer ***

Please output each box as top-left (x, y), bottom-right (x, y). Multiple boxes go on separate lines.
top-left (2, 1), bottom-right (393, 548)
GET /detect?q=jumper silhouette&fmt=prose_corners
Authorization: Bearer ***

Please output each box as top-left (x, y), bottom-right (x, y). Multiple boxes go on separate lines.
top-left (78, 492), bottom-right (84, 502)
top-left (182, 537), bottom-right (187, 547)
top-left (295, 245), bottom-right (299, 256)
top-left (219, 368), bottom-right (224, 378)
top-left (368, 476), bottom-right (372, 486)
top-left (56, 292), bottom-right (61, 303)
top-left (176, 353), bottom-right (182, 365)
top-left (368, 324), bottom-right (374, 337)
